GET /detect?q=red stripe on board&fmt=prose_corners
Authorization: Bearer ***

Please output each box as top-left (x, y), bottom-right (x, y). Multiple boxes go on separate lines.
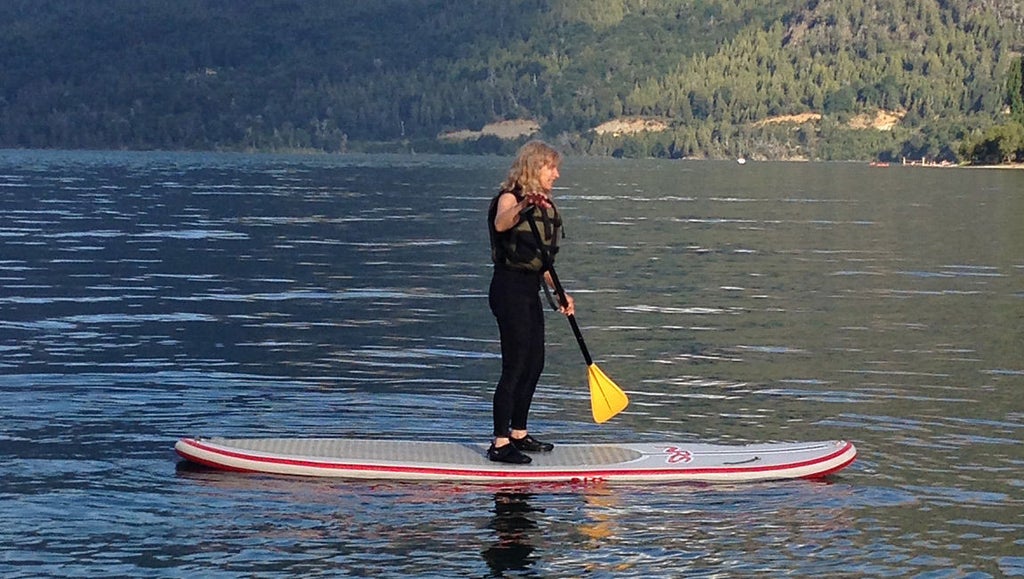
top-left (800, 448), bottom-right (858, 479)
top-left (176, 439), bottom-right (856, 480)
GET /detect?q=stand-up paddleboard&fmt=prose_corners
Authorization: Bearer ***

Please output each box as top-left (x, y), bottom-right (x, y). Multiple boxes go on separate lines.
top-left (175, 437), bottom-right (856, 483)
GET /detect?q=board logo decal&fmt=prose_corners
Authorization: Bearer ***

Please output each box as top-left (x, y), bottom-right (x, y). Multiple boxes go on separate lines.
top-left (663, 446), bottom-right (693, 464)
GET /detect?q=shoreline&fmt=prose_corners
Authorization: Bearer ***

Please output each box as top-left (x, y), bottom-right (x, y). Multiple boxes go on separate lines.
top-left (966, 163), bottom-right (1024, 169)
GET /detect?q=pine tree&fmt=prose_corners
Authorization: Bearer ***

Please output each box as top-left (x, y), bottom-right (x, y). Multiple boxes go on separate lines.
top-left (1008, 57), bottom-right (1024, 124)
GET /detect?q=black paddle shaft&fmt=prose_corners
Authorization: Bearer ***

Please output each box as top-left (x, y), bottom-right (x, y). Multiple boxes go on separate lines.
top-left (546, 269), bottom-right (594, 367)
top-left (523, 210), bottom-right (594, 366)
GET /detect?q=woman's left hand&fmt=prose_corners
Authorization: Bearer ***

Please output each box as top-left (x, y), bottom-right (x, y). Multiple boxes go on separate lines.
top-left (559, 292), bottom-right (575, 316)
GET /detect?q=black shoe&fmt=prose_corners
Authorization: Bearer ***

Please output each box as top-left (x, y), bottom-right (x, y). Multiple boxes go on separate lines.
top-left (487, 442), bottom-right (532, 464)
top-left (510, 434), bottom-right (554, 453)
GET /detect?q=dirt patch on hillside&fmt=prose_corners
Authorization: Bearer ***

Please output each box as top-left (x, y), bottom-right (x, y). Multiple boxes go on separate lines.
top-left (752, 110), bottom-right (903, 131)
top-left (593, 118), bottom-right (669, 136)
top-left (438, 119), bottom-right (540, 141)
top-left (849, 110), bottom-right (904, 131)
top-left (753, 113), bottom-right (822, 127)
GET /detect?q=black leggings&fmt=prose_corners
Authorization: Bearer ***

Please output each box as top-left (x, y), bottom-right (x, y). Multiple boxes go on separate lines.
top-left (489, 267), bottom-right (545, 438)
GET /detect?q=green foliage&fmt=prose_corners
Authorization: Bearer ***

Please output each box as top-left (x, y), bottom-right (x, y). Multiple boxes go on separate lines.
top-left (1009, 57), bottom-right (1024, 125)
top-left (959, 122), bottom-right (1024, 164)
top-left (0, 0), bottom-right (1022, 163)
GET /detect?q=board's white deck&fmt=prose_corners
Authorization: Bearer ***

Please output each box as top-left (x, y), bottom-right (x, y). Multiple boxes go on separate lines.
top-left (197, 437), bottom-right (641, 467)
top-left (175, 437), bottom-right (856, 483)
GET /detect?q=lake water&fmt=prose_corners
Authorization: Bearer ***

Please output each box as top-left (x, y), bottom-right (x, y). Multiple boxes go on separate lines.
top-left (1, 149), bottom-right (1021, 577)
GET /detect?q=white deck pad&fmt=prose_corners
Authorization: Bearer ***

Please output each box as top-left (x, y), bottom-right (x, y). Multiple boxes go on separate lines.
top-left (175, 437), bottom-right (856, 483)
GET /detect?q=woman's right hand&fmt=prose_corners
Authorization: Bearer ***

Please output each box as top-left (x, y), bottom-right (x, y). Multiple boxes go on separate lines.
top-left (523, 192), bottom-right (552, 209)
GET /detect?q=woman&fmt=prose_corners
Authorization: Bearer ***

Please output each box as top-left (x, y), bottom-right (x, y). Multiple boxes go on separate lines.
top-left (486, 140), bottom-right (575, 464)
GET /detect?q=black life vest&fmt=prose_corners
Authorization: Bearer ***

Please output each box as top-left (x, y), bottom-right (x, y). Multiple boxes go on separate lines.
top-left (487, 188), bottom-right (562, 272)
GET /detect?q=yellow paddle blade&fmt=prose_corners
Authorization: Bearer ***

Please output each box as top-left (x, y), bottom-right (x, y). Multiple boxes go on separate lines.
top-left (588, 363), bottom-right (629, 423)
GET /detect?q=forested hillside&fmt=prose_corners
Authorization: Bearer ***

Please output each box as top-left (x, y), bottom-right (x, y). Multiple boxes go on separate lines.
top-left (1, 0), bottom-right (1022, 162)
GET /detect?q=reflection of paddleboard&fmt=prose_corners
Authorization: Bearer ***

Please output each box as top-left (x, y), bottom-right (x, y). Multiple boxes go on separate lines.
top-left (175, 437), bottom-right (856, 483)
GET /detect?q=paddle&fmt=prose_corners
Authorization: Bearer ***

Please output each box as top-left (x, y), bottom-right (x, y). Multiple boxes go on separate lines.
top-left (523, 210), bottom-right (628, 423)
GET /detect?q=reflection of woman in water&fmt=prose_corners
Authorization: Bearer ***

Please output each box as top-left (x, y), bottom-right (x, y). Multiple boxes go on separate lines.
top-left (481, 491), bottom-right (539, 574)
top-left (486, 140), bottom-right (575, 465)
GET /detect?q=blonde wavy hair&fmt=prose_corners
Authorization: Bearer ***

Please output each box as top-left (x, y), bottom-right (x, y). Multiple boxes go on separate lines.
top-left (501, 140), bottom-right (562, 194)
